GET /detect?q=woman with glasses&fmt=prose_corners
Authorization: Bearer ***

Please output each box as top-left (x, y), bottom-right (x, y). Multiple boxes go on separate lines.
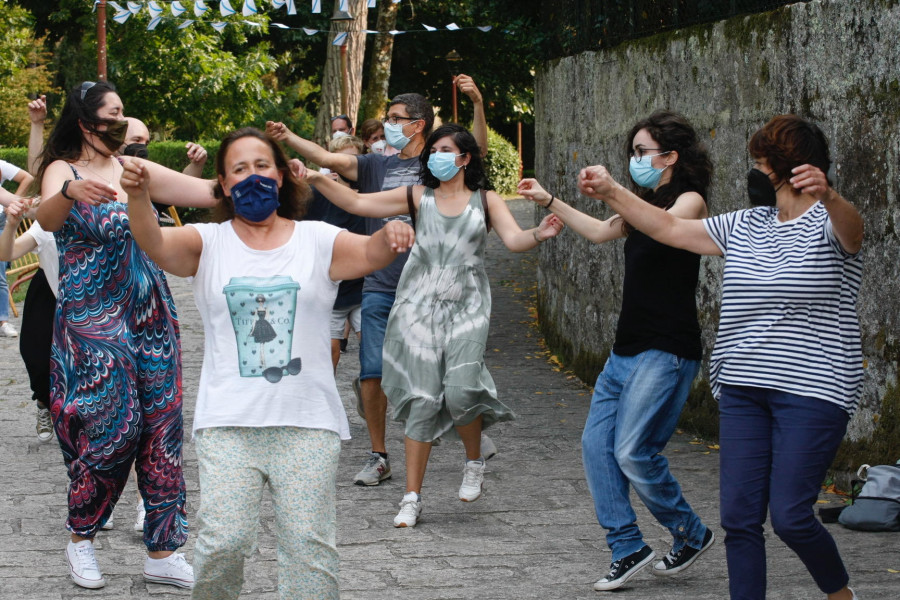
top-left (308, 123), bottom-right (563, 528)
top-left (124, 127), bottom-right (414, 599)
top-left (34, 80), bottom-right (218, 590)
top-left (518, 110), bottom-right (716, 591)
top-left (577, 114), bottom-right (862, 600)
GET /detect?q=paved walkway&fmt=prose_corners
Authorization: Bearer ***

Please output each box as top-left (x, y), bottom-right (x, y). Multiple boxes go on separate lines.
top-left (0, 200), bottom-right (896, 599)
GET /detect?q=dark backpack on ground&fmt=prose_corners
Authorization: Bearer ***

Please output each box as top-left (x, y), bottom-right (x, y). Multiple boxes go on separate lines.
top-left (837, 463), bottom-right (900, 532)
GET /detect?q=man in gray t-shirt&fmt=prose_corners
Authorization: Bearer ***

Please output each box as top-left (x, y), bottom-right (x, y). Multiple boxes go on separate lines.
top-left (266, 77), bottom-right (488, 486)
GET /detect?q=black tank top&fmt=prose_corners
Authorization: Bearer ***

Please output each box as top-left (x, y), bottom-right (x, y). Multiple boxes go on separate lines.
top-left (613, 230), bottom-right (702, 360)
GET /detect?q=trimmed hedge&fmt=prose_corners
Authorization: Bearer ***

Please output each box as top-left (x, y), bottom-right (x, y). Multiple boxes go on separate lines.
top-left (483, 127), bottom-right (521, 196)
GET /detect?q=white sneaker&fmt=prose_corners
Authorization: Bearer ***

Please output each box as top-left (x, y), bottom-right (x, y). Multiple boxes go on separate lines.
top-left (0, 322), bottom-right (18, 337)
top-left (36, 407), bottom-right (53, 442)
top-left (393, 492), bottom-right (422, 528)
top-left (134, 501), bottom-right (146, 532)
top-left (66, 540), bottom-right (106, 589)
top-left (143, 552), bottom-right (194, 589)
top-left (100, 514), bottom-right (114, 530)
top-left (481, 432), bottom-right (497, 460)
top-left (459, 459), bottom-right (485, 502)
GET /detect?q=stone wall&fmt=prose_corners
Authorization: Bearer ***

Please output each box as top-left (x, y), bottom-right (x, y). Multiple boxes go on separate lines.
top-left (532, 0), bottom-right (900, 469)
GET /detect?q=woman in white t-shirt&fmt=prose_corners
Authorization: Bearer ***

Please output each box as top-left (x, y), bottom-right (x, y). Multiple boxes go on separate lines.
top-left (577, 114), bottom-right (863, 600)
top-left (123, 127), bottom-right (414, 600)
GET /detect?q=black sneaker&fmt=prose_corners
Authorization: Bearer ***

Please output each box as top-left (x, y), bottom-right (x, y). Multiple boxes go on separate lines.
top-left (593, 545), bottom-right (655, 591)
top-left (652, 527), bottom-right (716, 577)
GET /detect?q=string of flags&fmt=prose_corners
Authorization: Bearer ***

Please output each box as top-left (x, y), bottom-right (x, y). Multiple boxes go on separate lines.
top-left (99, 1), bottom-right (494, 36)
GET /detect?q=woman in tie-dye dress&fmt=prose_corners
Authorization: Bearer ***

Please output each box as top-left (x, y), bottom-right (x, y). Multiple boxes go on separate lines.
top-left (309, 124), bottom-right (564, 528)
top-left (35, 81), bottom-right (216, 590)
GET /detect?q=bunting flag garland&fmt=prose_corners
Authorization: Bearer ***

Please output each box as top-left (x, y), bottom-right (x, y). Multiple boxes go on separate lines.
top-left (102, 1), bottom-right (496, 38)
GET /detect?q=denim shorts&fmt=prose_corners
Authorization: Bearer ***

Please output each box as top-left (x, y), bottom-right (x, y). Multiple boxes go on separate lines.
top-left (329, 304), bottom-right (361, 339)
top-left (359, 291), bottom-right (395, 380)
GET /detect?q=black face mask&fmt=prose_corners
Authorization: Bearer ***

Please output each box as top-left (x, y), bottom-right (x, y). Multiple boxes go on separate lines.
top-left (122, 143), bottom-right (149, 159)
top-left (92, 119), bottom-right (129, 153)
top-left (746, 168), bottom-right (780, 207)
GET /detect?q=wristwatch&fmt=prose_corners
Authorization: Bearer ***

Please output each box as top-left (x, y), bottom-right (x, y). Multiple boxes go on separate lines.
top-left (61, 180), bottom-right (74, 200)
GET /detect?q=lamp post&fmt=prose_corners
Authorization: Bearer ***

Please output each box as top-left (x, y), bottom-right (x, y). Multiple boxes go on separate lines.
top-left (331, 6), bottom-right (355, 117)
top-left (97, 0), bottom-right (108, 80)
top-left (445, 50), bottom-right (462, 123)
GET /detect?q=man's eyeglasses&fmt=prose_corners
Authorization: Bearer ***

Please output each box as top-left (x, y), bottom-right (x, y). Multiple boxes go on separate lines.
top-left (330, 114), bottom-right (350, 122)
top-left (382, 116), bottom-right (418, 125)
top-left (262, 357), bottom-right (302, 384)
top-left (80, 81), bottom-right (96, 101)
top-left (628, 148), bottom-right (671, 163)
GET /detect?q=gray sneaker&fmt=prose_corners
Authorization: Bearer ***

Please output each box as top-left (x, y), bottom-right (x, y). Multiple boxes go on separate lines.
top-left (354, 452), bottom-right (391, 486)
top-left (36, 408), bottom-right (53, 442)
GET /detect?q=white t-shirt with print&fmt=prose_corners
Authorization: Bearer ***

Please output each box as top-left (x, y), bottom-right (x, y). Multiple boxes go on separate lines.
top-left (190, 220), bottom-right (349, 438)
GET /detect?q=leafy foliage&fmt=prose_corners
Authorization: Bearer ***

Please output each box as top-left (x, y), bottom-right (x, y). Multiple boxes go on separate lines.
top-left (484, 127), bottom-right (521, 196)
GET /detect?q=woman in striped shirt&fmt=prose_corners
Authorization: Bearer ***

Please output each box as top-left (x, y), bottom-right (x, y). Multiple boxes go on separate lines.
top-left (577, 114), bottom-right (863, 600)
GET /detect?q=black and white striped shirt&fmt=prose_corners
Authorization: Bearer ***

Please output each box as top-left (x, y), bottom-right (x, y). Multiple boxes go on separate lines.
top-left (703, 202), bottom-right (863, 415)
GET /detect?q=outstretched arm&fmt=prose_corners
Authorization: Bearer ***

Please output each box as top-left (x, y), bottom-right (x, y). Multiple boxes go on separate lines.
top-left (307, 170), bottom-right (412, 218)
top-left (484, 190), bottom-right (564, 252)
top-left (0, 199), bottom-right (38, 261)
top-left (121, 159), bottom-right (203, 277)
top-left (455, 74), bottom-right (487, 157)
top-left (578, 165), bottom-right (721, 256)
top-left (330, 220), bottom-right (415, 281)
top-left (518, 178), bottom-right (624, 244)
top-left (140, 159), bottom-right (217, 208)
top-left (266, 121), bottom-right (358, 182)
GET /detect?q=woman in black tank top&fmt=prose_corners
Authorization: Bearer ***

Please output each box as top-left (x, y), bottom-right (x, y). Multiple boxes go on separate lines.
top-left (518, 110), bottom-right (715, 592)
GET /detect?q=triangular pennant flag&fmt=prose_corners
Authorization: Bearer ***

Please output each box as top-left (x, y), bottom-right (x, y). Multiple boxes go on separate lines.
top-left (446, 23), bottom-right (460, 31)
top-left (389, 29), bottom-right (404, 35)
top-left (271, 22), bottom-right (289, 29)
top-left (242, 0), bottom-right (258, 16)
top-left (362, 29), bottom-right (378, 34)
top-left (220, 0), bottom-right (236, 17)
top-left (422, 24), bottom-right (436, 31)
top-left (243, 19), bottom-right (262, 27)
top-left (302, 27), bottom-right (318, 35)
top-left (477, 26), bottom-right (492, 32)
top-left (271, 0), bottom-right (286, 7)
top-left (368, 0), bottom-right (376, 7)
top-left (112, 9), bottom-right (132, 24)
top-left (147, 16), bottom-right (163, 30)
top-left (178, 19), bottom-right (195, 29)
top-left (287, 0), bottom-right (297, 15)
top-left (109, 1), bottom-right (126, 12)
top-left (194, 1), bottom-right (209, 17)
top-left (127, 2), bottom-right (142, 14)
top-left (338, 0), bottom-right (348, 11)
top-left (311, 0), bottom-right (321, 14)
top-left (332, 32), bottom-right (348, 46)
top-left (211, 21), bottom-right (228, 32)
top-left (148, 1), bottom-right (164, 19)
top-left (171, 2), bottom-right (186, 17)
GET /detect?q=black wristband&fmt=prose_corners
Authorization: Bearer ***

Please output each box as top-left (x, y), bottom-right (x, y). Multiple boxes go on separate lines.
top-left (60, 180), bottom-right (74, 200)
top-left (545, 195), bottom-right (555, 209)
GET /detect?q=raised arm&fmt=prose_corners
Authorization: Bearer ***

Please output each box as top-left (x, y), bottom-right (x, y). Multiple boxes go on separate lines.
top-left (0, 198), bottom-right (37, 261)
top-left (578, 165), bottom-right (721, 256)
top-left (518, 178), bottom-right (624, 245)
top-left (484, 189), bottom-right (564, 252)
top-left (27, 95), bottom-right (47, 175)
top-left (121, 159), bottom-right (203, 277)
top-left (330, 220), bottom-right (415, 282)
top-left (455, 75), bottom-right (487, 157)
top-left (307, 170), bottom-right (411, 218)
top-left (265, 121), bottom-right (358, 182)
top-left (790, 163), bottom-right (863, 254)
top-left (182, 142), bottom-right (208, 178)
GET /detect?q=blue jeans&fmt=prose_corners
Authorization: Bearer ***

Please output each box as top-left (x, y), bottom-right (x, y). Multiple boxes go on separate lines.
top-left (359, 291), bottom-right (394, 380)
top-left (719, 384), bottom-right (850, 599)
top-left (582, 349), bottom-right (705, 560)
top-left (0, 212), bottom-right (9, 322)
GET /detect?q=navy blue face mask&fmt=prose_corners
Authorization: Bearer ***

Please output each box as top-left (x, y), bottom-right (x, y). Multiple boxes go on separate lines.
top-left (230, 174), bottom-right (280, 222)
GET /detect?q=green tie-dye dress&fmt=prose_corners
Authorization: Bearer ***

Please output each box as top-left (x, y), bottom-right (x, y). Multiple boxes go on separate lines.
top-left (381, 187), bottom-right (515, 442)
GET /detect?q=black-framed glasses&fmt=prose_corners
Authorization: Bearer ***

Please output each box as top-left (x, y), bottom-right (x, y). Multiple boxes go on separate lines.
top-left (262, 357), bottom-right (302, 384)
top-left (80, 81), bottom-right (96, 101)
top-left (629, 148), bottom-right (671, 163)
top-left (383, 116), bottom-right (418, 125)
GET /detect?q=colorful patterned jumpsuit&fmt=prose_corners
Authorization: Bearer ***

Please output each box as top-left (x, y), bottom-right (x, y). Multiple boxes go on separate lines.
top-left (49, 167), bottom-right (187, 551)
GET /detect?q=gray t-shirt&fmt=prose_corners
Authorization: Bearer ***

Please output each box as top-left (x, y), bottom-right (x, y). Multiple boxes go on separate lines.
top-left (356, 153), bottom-right (421, 294)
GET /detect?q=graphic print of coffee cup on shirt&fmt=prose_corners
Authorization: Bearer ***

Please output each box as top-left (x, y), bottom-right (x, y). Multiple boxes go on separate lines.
top-left (223, 276), bottom-right (302, 382)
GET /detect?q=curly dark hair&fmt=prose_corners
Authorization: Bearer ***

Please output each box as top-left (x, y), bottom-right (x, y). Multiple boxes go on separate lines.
top-left (34, 80), bottom-right (121, 193)
top-left (211, 127), bottom-right (310, 222)
top-left (419, 124), bottom-right (488, 191)
top-left (621, 110), bottom-right (712, 233)
top-left (748, 114), bottom-right (831, 186)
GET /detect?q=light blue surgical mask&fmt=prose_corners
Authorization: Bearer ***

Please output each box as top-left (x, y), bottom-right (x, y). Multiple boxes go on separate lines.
top-left (384, 121), bottom-right (412, 150)
top-left (629, 152), bottom-right (670, 189)
top-left (427, 152), bottom-right (464, 181)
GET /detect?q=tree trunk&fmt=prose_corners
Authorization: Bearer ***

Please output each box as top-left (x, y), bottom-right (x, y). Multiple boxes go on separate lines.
top-left (360, 0), bottom-right (399, 121)
top-left (314, 0), bottom-right (368, 147)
